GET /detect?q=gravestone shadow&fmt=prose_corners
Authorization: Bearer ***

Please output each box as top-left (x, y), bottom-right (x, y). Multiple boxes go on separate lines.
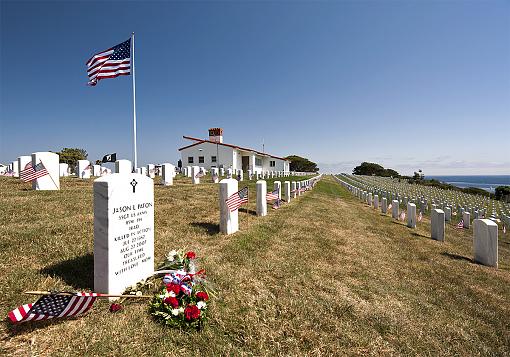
top-left (411, 232), bottom-right (430, 239)
top-left (441, 252), bottom-right (473, 263)
top-left (40, 253), bottom-right (94, 290)
top-left (190, 222), bottom-right (220, 236)
top-left (239, 208), bottom-right (257, 216)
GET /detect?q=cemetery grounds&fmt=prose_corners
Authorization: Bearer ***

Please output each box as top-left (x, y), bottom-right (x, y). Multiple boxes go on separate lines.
top-left (0, 174), bottom-right (509, 356)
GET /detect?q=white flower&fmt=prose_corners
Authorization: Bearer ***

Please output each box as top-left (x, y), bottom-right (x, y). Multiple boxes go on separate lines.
top-left (166, 250), bottom-right (178, 261)
top-left (164, 291), bottom-right (176, 298)
top-left (178, 307), bottom-right (184, 314)
top-left (171, 308), bottom-right (180, 316)
top-left (197, 301), bottom-right (207, 310)
top-left (159, 294), bottom-right (165, 299)
top-left (136, 291), bottom-right (142, 296)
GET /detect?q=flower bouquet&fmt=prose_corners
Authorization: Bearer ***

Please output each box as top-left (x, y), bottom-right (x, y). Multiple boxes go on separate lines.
top-left (149, 250), bottom-right (210, 329)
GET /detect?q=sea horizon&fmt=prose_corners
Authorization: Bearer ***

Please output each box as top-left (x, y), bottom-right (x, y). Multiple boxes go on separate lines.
top-left (426, 175), bottom-right (510, 193)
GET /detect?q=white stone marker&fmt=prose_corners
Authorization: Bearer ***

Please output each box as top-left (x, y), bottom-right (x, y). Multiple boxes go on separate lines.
top-left (256, 180), bottom-right (267, 217)
top-left (219, 178), bottom-right (239, 234)
top-left (211, 168), bottom-right (219, 183)
top-left (161, 163), bottom-right (175, 186)
top-left (186, 166), bottom-right (192, 177)
top-left (11, 160), bottom-right (19, 177)
top-left (392, 200), bottom-right (399, 219)
top-left (147, 164), bottom-right (155, 178)
top-left (274, 181), bottom-right (282, 199)
top-left (297, 182), bottom-right (302, 196)
top-left (115, 160), bottom-right (132, 174)
top-left (219, 167), bottom-right (225, 176)
top-left (374, 195), bottom-right (379, 209)
top-left (284, 181), bottom-right (291, 203)
top-left (291, 181), bottom-right (297, 199)
top-left (445, 207), bottom-right (452, 222)
top-left (237, 170), bottom-right (243, 181)
top-left (381, 197), bottom-right (387, 214)
top-left (473, 219), bottom-right (498, 268)
top-left (18, 156), bottom-right (31, 176)
top-left (431, 209), bottom-right (445, 242)
top-left (94, 173), bottom-right (154, 296)
top-left (463, 211), bottom-right (471, 229)
top-left (93, 165), bottom-right (101, 177)
top-left (31, 152), bottom-right (60, 190)
top-left (368, 193), bottom-right (373, 206)
top-left (59, 163), bottom-right (69, 177)
top-left (227, 168), bottom-right (233, 179)
top-left (248, 170), bottom-right (253, 180)
top-left (191, 166), bottom-right (200, 184)
top-left (77, 160), bottom-right (91, 179)
top-left (407, 203), bottom-right (416, 228)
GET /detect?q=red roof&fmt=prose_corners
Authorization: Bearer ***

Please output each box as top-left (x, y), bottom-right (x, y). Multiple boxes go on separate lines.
top-left (178, 136), bottom-right (290, 162)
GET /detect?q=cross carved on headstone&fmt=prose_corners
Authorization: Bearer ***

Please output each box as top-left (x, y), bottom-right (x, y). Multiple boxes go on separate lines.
top-left (130, 179), bottom-right (138, 193)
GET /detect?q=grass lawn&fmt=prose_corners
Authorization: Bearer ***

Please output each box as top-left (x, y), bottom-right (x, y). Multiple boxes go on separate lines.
top-left (1, 175), bottom-right (509, 356)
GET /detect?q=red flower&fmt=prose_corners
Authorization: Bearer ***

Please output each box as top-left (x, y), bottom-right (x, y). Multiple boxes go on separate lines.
top-left (184, 305), bottom-right (201, 320)
top-left (163, 297), bottom-right (179, 308)
top-left (166, 283), bottom-right (180, 295)
top-left (196, 291), bottom-right (209, 301)
top-left (109, 303), bottom-right (122, 313)
top-left (185, 251), bottom-right (196, 259)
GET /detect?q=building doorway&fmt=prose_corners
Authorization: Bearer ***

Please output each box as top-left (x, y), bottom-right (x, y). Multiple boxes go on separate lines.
top-left (242, 156), bottom-right (249, 171)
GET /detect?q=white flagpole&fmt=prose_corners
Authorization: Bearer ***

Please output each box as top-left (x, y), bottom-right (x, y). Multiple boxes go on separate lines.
top-left (131, 32), bottom-right (138, 171)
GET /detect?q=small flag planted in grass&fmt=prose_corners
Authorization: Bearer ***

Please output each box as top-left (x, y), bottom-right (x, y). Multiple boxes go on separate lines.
top-left (195, 170), bottom-right (205, 178)
top-left (387, 203), bottom-right (392, 211)
top-left (266, 189), bottom-right (279, 201)
top-left (418, 212), bottom-right (423, 222)
top-left (456, 220), bottom-right (464, 229)
top-left (20, 161), bottom-right (48, 182)
top-left (272, 199), bottom-right (281, 210)
top-left (399, 211), bottom-right (406, 221)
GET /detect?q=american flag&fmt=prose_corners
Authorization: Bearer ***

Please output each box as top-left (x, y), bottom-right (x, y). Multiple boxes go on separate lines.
top-left (399, 211), bottom-right (406, 221)
top-left (272, 199), bottom-right (281, 210)
top-left (266, 189), bottom-right (279, 201)
top-left (8, 292), bottom-right (99, 324)
top-left (225, 186), bottom-right (249, 212)
top-left (456, 220), bottom-right (464, 229)
top-left (86, 39), bottom-right (131, 86)
top-left (387, 203), bottom-right (392, 211)
top-left (212, 173), bottom-right (218, 182)
top-left (20, 161), bottom-right (48, 182)
top-left (195, 170), bottom-right (205, 178)
top-left (418, 212), bottom-right (423, 222)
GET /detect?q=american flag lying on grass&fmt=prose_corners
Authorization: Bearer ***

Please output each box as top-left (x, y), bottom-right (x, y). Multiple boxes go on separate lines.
top-left (225, 187), bottom-right (249, 212)
top-left (8, 292), bottom-right (100, 324)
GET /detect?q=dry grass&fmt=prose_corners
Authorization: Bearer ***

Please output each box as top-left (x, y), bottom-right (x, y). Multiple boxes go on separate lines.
top-left (0, 175), bottom-right (509, 356)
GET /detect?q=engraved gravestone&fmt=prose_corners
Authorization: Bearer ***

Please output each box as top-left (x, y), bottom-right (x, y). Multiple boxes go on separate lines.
top-left (94, 173), bottom-right (154, 296)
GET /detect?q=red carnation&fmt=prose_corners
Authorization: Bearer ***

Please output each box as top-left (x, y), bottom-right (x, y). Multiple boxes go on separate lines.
top-left (185, 251), bottom-right (196, 259)
top-left (166, 283), bottom-right (180, 295)
top-left (163, 296), bottom-right (179, 309)
top-left (196, 291), bottom-right (209, 301)
top-left (109, 303), bottom-right (122, 313)
top-left (184, 305), bottom-right (201, 320)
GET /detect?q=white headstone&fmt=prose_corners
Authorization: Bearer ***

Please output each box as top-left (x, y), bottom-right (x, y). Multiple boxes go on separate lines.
top-left (93, 173), bottom-right (154, 295)
top-left (11, 160), bottom-right (19, 178)
top-left (59, 163), bottom-right (69, 177)
top-left (407, 203), bottom-right (416, 228)
top-left (211, 168), bottom-right (219, 183)
top-left (17, 156), bottom-right (31, 176)
top-left (31, 152), bottom-right (60, 190)
top-left (284, 181), bottom-right (291, 203)
top-left (374, 195), bottom-right (379, 209)
top-left (291, 181), bottom-right (297, 198)
top-left (392, 200), bottom-right (399, 219)
top-left (186, 166), bottom-right (192, 177)
top-left (77, 160), bottom-right (91, 179)
top-left (431, 209), bottom-right (445, 242)
top-left (274, 181), bottom-right (282, 199)
top-left (93, 165), bottom-right (101, 177)
top-left (192, 166), bottom-right (200, 184)
top-left (381, 197), bottom-right (387, 214)
top-left (473, 219), bottom-right (498, 268)
top-left (256, 180), bottom-right (267, 216)
top-left (147, 164), bottom-right (155, 178)
top-left (219, 178), bottom-right (239, 234)
top-left (115, 160), bottom-right (132, 174)
top-left (161, 163), bottom-right (175, 186)
top-left (463, 211), bottom-right (471, 229)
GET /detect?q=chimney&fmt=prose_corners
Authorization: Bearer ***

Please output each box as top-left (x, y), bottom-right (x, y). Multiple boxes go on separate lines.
top-left (208, 128), bottom-right (223, 143)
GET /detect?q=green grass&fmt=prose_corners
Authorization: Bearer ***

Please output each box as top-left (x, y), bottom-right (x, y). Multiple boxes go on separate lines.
top-left (0, 175), bottom-right (509, 356)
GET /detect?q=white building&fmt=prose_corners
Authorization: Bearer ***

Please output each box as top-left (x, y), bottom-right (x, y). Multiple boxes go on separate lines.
top-left (179, 128), bottom-right (290, 173)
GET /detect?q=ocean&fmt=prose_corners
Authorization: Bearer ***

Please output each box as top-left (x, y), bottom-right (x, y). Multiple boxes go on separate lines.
top-left (426, 175), bottom-right (510, 193)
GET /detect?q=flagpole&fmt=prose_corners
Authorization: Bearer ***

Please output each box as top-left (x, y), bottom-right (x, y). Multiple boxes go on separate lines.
top-left (131, 32), bottom-right (138, 171)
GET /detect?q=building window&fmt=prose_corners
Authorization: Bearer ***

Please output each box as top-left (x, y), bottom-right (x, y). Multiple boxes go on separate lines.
top-left (199, 156), bottom-right (204, 163)
top-left (211, 156), bottom-right (217, 163)
top-left (270, 160), bottom-right (276, 167)
top-left (255, 158), bottom-right (262, 166)
top-left (188, 157), bottom-right (194, 164)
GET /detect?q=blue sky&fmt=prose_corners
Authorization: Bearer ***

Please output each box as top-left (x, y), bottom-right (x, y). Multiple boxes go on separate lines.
top-left (1, 1), bottom-right (509, 175)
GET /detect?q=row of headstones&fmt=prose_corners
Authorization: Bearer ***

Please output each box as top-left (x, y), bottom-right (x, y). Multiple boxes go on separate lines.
top-left (345, 174), bottom-right (510, 219)
top-left (341, 174), bottom-right (508, 222)
top-left (334, 175), bottom-right (500, 268)
top-left (181, 166), bottom-right (294, 183)
top-left (219, 175), bottom-right (323, 234)
top-left (92, 171), bottom-right (322, 296)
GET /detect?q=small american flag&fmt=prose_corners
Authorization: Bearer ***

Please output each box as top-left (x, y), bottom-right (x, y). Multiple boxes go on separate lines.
top-left (86, 39), bottom-right (131, 86)
top-left (20, 161), bottom-right (48, 182)
top-left (212, 173), bottom-right (218, 182)
top-left (387, 203), bottom-right (392, 211)
top-left (418, 212), bottom-right (423, 222)
top-left (266, 189), bottom-right (279, 201)
top-left (225, 186), bottom-right (249, 212)
top-left (8, 293), bottom-right (99, 324)
top-left (456, 220), bottom-right (464, 229)
top-left (399, 211), bottom-right (406, 221)
top-left (503, 225), bottom-right (506, 234)
top-left (195, 170), bottom-right (205, 178)
top-left (272, 199), bottom-right (281, 210)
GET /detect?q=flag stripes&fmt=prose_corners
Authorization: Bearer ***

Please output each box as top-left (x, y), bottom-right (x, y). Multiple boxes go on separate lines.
top-left (20, 162), bottom-right (49, 182)
top-left (225, 187), bottom-right (249, 212)
top-left (86, 39), bottom-right (131, 86)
